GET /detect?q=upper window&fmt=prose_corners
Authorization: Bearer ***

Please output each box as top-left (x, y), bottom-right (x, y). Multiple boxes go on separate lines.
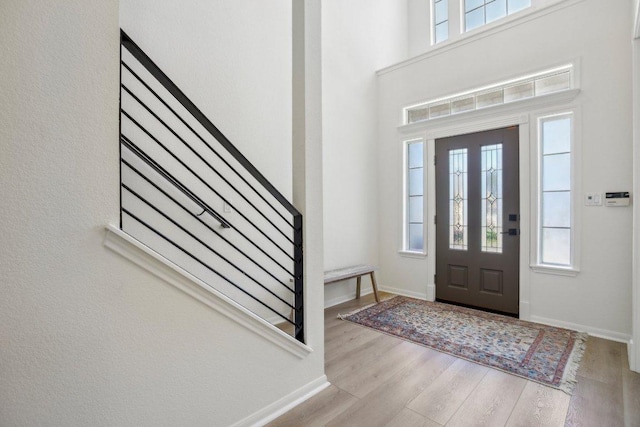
top-left (465, 0), bottom-right (531, 32)
top-left (464, 0), bottom-right (531, 31)
top-left (433, 0), bottom-right (449, 44)
top-left (538, 113), bottom-right (573, 267)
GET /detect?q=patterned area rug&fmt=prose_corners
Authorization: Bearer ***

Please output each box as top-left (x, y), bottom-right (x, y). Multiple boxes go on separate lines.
top-left (339, 296), bottom-right (587, 394)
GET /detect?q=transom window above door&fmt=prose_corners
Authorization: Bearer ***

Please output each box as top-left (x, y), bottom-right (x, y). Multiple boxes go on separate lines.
top-left (403, 64), bottom-right (573, 124)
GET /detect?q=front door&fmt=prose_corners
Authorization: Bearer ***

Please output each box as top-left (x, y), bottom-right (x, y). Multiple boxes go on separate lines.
top-left (435, 127), bottom-right (520, 315)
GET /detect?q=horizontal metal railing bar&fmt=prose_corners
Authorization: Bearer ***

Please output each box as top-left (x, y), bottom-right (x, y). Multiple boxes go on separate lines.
top-left (121, 135), bottom-right (230, 229)
top-left (121, 111), bottom-right (295, 261)
top-left (121, 60), bottom-right (294, 230)
top-left (122, 83), bottom-right (295, 245)
top-left (121, 136), bottom-right (295, 278)
top-left (121, 207), bottom-right (296, 326)
top-left (123, 183), bottom-right (296, 310)
top-left (121, 30), bottom-right (301, 218)
top-left (121, 157), bottom-right (294, 292)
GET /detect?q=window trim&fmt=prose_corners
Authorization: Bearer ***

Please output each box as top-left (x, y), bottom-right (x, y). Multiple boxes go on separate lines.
top-left (530, 108), bottom-right (581, 274)
top-left (401, 137), bottom-right (427, 256)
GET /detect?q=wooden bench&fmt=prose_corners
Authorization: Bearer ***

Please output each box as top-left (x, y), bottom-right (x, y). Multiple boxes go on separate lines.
top-left (324, 265), bottom-right (380, 303)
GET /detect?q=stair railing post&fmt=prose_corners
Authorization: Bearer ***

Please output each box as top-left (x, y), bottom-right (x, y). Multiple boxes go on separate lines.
top-left (293, 214), bottom-right (304, 342)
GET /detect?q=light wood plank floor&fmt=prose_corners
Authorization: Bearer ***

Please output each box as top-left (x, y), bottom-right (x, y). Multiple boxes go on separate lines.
top-left (268, 293), bottom-right (640, 427)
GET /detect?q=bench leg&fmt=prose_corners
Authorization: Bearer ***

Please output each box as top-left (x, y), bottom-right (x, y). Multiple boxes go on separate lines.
top-left (356, 276), bottom-right (361, 299)
top-left (370, 272), bottom-right (380, 303)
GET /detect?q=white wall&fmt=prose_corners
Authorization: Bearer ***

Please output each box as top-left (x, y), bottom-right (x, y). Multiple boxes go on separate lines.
top-left (377, 0), bottom-right (634, 339)
top-left (0, 1), bottom-right (324, 425)
top-left (322, 0), bottom-right (409, 306)
top-left (408, 0), bottom-right (431, 57)
top-left (120, 0), bottom-right (292, 199)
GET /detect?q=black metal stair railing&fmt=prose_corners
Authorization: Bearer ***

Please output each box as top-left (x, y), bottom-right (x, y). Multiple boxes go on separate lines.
top-left (119, 30), bottom-right (304, 342)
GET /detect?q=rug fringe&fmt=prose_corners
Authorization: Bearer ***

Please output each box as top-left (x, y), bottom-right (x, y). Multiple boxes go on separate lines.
top-left (558, 332), bottom-right (589, 395)
top-left (336, 296), bottom-right (396, 319)
top-left (337, 303), bottom-right (377, 320)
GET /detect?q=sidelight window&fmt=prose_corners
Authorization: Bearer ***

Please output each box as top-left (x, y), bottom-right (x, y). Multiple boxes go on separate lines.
top-left (404, 139), bottom-right (425, 252)
top-left (538, 113), bottom-right (573, 267)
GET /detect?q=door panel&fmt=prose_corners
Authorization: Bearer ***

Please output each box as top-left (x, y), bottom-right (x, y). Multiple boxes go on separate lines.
top-left (435, 127), bottom-right (519, 315)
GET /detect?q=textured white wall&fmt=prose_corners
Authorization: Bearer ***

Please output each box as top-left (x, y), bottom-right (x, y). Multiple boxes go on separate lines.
top-left (377, 0), bottom-right (634, 338)
top-left (0, 1), bottom-right (323, 425)
top-left (322, 0), bottom-right (409, 306)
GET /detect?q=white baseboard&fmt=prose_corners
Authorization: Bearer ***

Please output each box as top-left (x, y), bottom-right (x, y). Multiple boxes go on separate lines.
top-left (231, 375), bottom-right (330, 427)
top-left (629, 339), bottom-right (637, 372)
top-left (426, 284), bottom-right (436, 301)
top-left (324, 285), bottom-right (431, 308)
top-left (378, 285), bottom-right (428, 300)
top-left (529, 314), bottom-right (631, 344)
top-left (519, 301), bottom-right (531, 321)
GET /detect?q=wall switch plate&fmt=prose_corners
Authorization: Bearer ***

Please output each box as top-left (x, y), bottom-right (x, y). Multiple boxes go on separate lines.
top-left (584, 193), bottom-right (602, 206)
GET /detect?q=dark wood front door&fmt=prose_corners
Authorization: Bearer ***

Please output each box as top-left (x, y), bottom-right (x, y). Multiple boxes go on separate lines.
top-left (435, 127), bottom-right (520, 315)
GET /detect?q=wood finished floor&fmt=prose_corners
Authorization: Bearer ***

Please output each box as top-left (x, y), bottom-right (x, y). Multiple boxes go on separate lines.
top-left (268, 292), bottom-right (640, 427)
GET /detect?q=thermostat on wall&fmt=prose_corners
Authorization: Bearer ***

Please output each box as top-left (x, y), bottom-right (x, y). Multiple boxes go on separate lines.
top-left (605, 192), bottom-right (630, 207)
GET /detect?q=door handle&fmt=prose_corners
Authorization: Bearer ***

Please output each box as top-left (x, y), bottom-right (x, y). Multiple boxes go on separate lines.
top-left (501, 228), bottom-right (518, 236)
